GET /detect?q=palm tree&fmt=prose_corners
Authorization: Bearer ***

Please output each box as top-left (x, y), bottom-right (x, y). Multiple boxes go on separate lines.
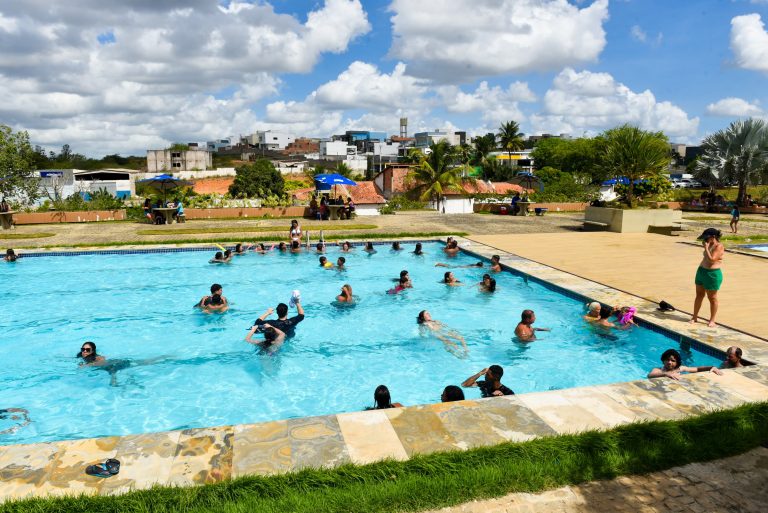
top-left (599, 124), bottom-right (671, 207)
top-left (497, 121), bottom-right (525, 168)
top-left (696, 118), bottom-right (768, 206)
top-left (472, 133), bottom-right (497, 167)
top-left (408, 140), bottom-right (463, 213)
top-left (335, 162), bottom-right (353, 178)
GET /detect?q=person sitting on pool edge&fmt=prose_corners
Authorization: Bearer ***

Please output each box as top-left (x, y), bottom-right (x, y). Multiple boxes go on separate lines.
top-left (722, 346), bottom-right (745, 369)
top-left (251, 299), bottom-right (305, 338)
top-left (462, 365), bottom-right (514, 397)
top-left (514, 309), bottom-right (550, 341)
top-left (441, 385), bottom-right (465, 402)
top-left (647, 348), bottom-right (723, 380)
top-left (366, 385), bottom-right (403, 410)
top-left (197, 283), bottom-right (228, 313)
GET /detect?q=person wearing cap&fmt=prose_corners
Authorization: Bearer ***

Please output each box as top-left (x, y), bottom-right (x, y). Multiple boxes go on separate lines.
top-left (691, 228), bottom-right (724, 328)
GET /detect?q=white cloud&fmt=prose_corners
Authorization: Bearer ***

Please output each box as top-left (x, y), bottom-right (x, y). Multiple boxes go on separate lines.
top-left (731, 13), bottom-right (768, 72)
top-left (388, 0), bottom-right (609, 82)
top-left (630, 25), bottom-right (647, 43)
top-left (438, 81), bottom-right (536, 125)
top-left (706, 97), bottom-right (764, 117)
top-left (530, 68), bottom-right (699, 138)
top-left (0, 0), bottom-right (370, 155)
top-left (314, 61), bottom-right (429, 110)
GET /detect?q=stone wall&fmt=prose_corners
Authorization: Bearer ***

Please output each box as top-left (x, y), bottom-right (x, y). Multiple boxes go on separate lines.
top-left (14, 210), bottom-right (126, 224)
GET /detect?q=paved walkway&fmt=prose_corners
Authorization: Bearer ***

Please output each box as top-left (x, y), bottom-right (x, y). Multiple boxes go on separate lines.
top-left (469, 232), bottom-right (768, 339)
top-left (425, 446), bottom-right (768, 513)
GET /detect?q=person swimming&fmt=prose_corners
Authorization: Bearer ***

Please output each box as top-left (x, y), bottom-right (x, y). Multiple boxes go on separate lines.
top-left (417, 310), bottom-right (469, 358)
top-left (315, 241), bottom-right (326, 253)
top-left (336, 256), bottom-right (346, 270)
top-left (388, 276), bottom-right (409, 294)
top-left (392, 270), bottom-right (413, 288)
top-left (391, 241), bottom-right (402, 251)
top-left (363, 241), bottom-right (377, 254)
top-left (209, 251), bottom-right (228, 264)
top-left (443, 271), bottom-right (462, 286)
top-left (254, 243), bottom-right (270, 254)
top-left (413, 242), bottom-right (424, 255)
top-left (76, 341), bottom-right (165, 386)
top-left (340, 241), bottom-right (353, 252)
top-left (319, 256), bottom-right (333, 268)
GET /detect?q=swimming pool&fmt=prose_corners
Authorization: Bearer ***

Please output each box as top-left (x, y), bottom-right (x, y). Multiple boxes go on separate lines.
top-left (738, 243), bottom-right (768, 253)
top-left (0, 242), bottom-right (721, 445)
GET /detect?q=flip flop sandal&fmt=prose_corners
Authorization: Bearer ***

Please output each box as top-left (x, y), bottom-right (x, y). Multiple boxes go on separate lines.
top-left (85, 458), bottom-right (120, 478)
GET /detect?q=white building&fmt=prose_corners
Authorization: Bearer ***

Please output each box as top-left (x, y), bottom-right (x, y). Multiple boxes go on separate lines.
top-left (146, 149), bottom-right (212, 173)
top-left (242, 131), bottom-right (296, 150)
top-left (319, 140), bottom-right (357, 160)
top-left (414, 129), bottom-right (463, 148)
top-left (37, 169), bottom-right (135, 203)
top-left (206, 138), bottom-right (235, 152)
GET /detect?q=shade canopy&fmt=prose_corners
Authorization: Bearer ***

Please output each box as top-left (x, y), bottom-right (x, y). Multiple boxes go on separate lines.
top-left (507, 172), bottom-right (543, 192)
top-left (138, 174), bottom-right (191, 201)
top-left (313, 174), bottom-right (357, 186)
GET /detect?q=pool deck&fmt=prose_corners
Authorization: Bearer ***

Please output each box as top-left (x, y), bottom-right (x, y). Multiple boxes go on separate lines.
top-left (2, 237), bottom-right (768, 503)
top-left (469, 232), bottom-right (768, 339)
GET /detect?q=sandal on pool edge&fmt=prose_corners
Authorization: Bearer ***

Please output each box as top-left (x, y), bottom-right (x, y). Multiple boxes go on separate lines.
top-left (85, 458), bottom-right (120, 478)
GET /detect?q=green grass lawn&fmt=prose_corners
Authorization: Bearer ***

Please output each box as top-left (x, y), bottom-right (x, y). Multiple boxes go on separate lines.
top-left (2, 403), bottom-right (766, 513)
top-left (0, 232), bottom-right (56, 240)
top-left (136, 224), bottom-right (378, 235)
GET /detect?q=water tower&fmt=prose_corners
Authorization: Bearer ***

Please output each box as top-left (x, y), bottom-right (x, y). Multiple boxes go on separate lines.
top-left (399, 117), bottom-right (408, 138)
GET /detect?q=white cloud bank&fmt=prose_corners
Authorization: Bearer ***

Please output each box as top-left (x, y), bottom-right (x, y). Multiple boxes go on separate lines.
top-left (0, 0), bottom-right (370, 155)
top-left (706, 97), bottom-right (764, 117)
top-left (388, 0), bottom-right (609, 82)
top-left (731, 13), bottom-right (768, 72)
top-left (530, 68), bottom-right (699, 138)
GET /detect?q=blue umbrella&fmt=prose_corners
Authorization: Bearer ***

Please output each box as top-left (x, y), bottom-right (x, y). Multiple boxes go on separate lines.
top-left (313, 174), bottom-right (357, 186)
top-left (138, 174), bottom-right (191, 202)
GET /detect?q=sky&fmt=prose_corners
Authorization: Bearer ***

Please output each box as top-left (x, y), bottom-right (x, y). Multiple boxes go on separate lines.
top-left (0, 0), bottom-right (766, 157)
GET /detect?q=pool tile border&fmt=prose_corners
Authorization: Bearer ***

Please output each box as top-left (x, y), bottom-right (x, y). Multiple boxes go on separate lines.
top-left (1, 237), bottom-right (766, 503)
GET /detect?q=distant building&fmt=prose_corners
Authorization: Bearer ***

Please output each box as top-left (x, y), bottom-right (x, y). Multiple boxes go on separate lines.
top-left (527, 133), bottom-right (571, 144)
top-left (242, 131), bottom-right (296, 151)
top-left (146, 148), bottom-right (212, 173)
top-left (319, 140), bottom-right (357, 160)
top-left (206, 138), bottom-right (235, 152)
top-left (37, 168), bottom-right (135, 203)
top-left (489, 150), bottom-right (534, 173)
top-left (283, 138), bottom-right (320, 156)
top-left (414, 129), bottom-right (465, 147)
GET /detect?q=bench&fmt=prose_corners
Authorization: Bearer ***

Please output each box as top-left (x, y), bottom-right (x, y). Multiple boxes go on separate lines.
top-left (583, 220), bottom-right (609, 231)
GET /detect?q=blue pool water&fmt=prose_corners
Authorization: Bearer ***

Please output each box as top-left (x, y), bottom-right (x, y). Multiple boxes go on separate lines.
top-left (739, 243), bottom-right (768, 253)
top-left (0, 242), bottom-right (720, 445)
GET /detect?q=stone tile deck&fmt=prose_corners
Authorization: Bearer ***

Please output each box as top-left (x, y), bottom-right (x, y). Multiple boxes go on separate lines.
top-left (2, 237), bottom-right (767, 504)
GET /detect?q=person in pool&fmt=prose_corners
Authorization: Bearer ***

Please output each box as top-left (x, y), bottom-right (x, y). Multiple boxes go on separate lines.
top-left (209, 251), bottom-right (228, 264)
top-left (478, 274), bottom-right (496, 292)
top-left (251, 300), bottom-right (305, 338)
top-left (366, 385), bottom-right (402, 410)
top-left (721, 346), bottom-right (745, 369)
top-left (77, 342), bottom-right (164, 386)
top-left (234, 243), bottom-right (252, 255)
top-left (583, 302), bottom-right (601, 322)
top-left (315, 241), bottom-right (327, 253)
top-left (417, 310), bottom-right (469, 358)
top-left (443, 240), bottom-right (460, 256)
top-left (388, 276), bottom-right (409, 294)
top-left (514, 309), bottom-right (550, 341)
top-left (336, 284), bottom-right (353, 303)
top-left (594, 305), bottom-right (615, 328)
top-left (391, 241), bottom-right (402, 251)
top-left (4, 248), bottom-right (17, 262)
top-left (0, 408), bottom-right (31, 435)
top-left (336, 256), bottom-right (346, 270)
top-left (319, 256), bottom-right (333, 268)
top-left (441, 385), bottom-right (465, 402)
top-left (648, 348), bottom-right (723, 380)
top-left (340, 241), bottom-right (353, 252)
top-left (275, 242), bottom-right (288, 253)
top-left (435, 261), bottom-right (483, 268)
top-left (462, 365), bottom-right (514, 397)
top-left (489, 255), bottom-right (502, 273)
top-left (196, 283), bottom-right (228, 313)
top-left (290, 240), bottom-right (302, 253)
top-left (413, 242), bottom-right (424, 255)
top-left (244, 323), bottom-right (287, 354)
top-left (254, 243), bottom-right (270, 254)
top-left (393, 270), bottom-right (413, 288)
top-left (443, 271), bottom-right (462, 286)
top-left (363, 241), bottom-right (376, 254)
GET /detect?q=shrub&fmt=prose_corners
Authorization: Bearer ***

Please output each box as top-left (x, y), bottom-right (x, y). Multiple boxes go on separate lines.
top-left (379, 204), bottom-right (396, 215)
top-left (229, 160), bottom-right (285, 199)
top-left (388, 195), bottom-right (426, 210)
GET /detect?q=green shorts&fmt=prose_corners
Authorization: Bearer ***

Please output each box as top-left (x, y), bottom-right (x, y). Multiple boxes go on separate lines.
top-left (695, 266), bottom-right (723, 291)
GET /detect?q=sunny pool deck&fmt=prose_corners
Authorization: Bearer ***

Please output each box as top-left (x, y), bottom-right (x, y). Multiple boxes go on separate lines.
top-left (1, 238), bottom-right (767, 502)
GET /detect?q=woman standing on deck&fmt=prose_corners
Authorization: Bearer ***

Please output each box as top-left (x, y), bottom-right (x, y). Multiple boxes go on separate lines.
top-left (690, 228), bottom-right (724, 328)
